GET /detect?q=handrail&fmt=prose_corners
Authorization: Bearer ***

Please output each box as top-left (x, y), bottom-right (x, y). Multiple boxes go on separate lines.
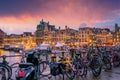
top-left (0, 55), bottom-right (22, 58)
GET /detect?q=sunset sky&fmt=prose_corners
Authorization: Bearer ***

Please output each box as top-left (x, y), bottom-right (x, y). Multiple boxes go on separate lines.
top-left (0, 0), bottom-right (120, 34)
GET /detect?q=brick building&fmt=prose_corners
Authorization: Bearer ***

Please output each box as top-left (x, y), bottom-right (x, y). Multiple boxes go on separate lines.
top-left (0, 29), bottom-right (5, 46)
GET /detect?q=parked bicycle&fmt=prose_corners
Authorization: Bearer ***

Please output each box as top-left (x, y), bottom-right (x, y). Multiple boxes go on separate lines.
top-left (15, 50), bottom-right (45, 80)
top-left (101, 50), bottom-right (112, 70)
top-left (0, 55), bottom-right (21, 80)
top-left (41, 51), bottom-right (75, 80)
top-left (72, 50), bottom-right (87, 77)
top-left (87, 48), bottom-right (102, 77)
top-left (112, 49), bottom-right (120, 67)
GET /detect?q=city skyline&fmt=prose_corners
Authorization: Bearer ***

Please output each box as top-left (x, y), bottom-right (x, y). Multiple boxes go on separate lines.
top-left (0, 0), bottom-right (120, 34)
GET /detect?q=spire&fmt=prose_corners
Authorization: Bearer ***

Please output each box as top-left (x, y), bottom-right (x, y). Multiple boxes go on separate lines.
top-left (65, 25), bottom-right (67, 29)
top-left (40, 19), bottom-right (44, 23)
top-left (42, 19), bottom-right (43, 22)
top-left (48, 21), bottom-right (49, 25)
top-left (59, 26), bottom-right (61, 30)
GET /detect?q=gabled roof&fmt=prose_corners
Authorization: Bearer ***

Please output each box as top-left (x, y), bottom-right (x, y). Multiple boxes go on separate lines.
top-left (0, 29), bottom-right (5, 34)
top-left (0, 29), bottom-right (6, 36)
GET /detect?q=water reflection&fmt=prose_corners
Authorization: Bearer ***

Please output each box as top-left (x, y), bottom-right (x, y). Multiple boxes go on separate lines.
top-left (0, 49), bottom-right (5, 56)
top-left (0, 49), bottom-right (21, 64)
top-left (0, 50), bottom-right (22, 79)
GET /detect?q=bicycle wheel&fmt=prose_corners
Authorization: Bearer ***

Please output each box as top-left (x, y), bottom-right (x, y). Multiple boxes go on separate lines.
top-left (0, 64), bottom-right (11, 80)
top-left (91, 59), bottom-right (102, 77)
top-left (113, 56), bottom-right (120, 67)
top-left (39, 61), bottom-right (47, 74)
top-left (11, 62), bottom-right (19, 68)
top-left (40, 61), bottom-right (50, 76)
top-left (6, 64), bottom-right (12, 79)
top-left (78, 61), bottom-right (87, 77)
top-left (83, 65), bottom-right (87, 76)
top-left (103, 57), bottom-right (112, 70)
top-left (62, 64), bottom-right (75, 80)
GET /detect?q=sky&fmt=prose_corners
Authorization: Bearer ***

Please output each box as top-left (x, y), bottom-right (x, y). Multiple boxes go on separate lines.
top-left (0, 0), bottom-right (120, 34)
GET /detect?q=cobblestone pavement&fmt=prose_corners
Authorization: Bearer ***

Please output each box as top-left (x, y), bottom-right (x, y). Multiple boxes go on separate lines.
top-left (40, 67), bottom-right (120, 80)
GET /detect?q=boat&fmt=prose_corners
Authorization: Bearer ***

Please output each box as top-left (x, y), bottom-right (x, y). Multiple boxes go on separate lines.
top-left (4, 45), bottom-right (10, 50)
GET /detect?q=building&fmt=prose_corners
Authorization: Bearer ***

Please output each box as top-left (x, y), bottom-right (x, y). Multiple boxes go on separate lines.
top-left (35, 19), bottom-right (56, 44)
top-left (114, 24), bottom-right (120, 45)
top-left (0, 29), bottom-right (5, 47)
top-left (94, 28), bottom-right (113, 46)
top-left (4, 32), bottom-right (36, 50)
top-left (4, 34), bottom-right (22, 45)
top-left (56, 26), bottom-right (78, 47)
top-left (115, 24), bottom-right (119, 33)
top-left (78, 27), bottom-right (113, 47)
top-left (79, 27), bottom-right (93, 47)
top-left (23, 32), bottom-right (32, 37)
top-left (35, 20), bottom-right (79, 46)
top-left (35, 20), bottom-right (115, 47)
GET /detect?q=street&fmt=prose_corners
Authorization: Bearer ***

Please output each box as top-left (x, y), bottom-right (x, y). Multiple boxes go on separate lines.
top-left (0, 50), bottom-right (120, 80)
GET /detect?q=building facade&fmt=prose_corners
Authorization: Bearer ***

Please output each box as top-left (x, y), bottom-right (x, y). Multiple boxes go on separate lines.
top-left (35, 19), bottom-right (56, 44)
top-left (93, 28), bottom-right (113, 46)
top-left (0, 29), bottom-right (5, 47)
top-left (4, 32), bottom-right (36, 50)
top-left (78, 27), bottom-right (93, 47)
top-left (35, 20), bottom-right (79, 47)
top-left (114, 24), bottom-right (120, 45)
top-left (35, 20), bottom-right (115, 47)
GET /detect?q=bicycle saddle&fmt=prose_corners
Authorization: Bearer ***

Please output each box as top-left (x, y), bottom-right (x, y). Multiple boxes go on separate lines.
top-left (19, 63), bottom-right (34, 68)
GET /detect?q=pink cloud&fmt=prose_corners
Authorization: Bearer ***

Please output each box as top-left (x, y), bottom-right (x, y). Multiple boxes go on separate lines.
top-left (0, 0), bottom-right (120, 33)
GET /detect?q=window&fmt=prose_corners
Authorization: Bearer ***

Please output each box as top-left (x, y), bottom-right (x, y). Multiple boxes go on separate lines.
top-left (82, 35), bottom-right (84, 37)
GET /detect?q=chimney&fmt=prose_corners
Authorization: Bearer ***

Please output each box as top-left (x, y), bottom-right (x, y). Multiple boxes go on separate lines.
top-left (59, 26), bottom-right (61, 30)
top-left (65, 25), bottom-right (67, 29)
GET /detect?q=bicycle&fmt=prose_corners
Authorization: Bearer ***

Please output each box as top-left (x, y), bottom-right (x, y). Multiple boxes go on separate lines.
top-left (87, 48), bottom-right (102, 77)
top-left (34, 50), bottom-right (48, 78)
top-left (14, 50), bottom-right (46, 80)
top-left (41, 51), bottom-right (75, 80)
top-left (112, 53), bottom-right (120, 67)
top-left (101, 50), bottom-right (112, 70)
top-left (59, 52), bottom-right (75, 80)
top-left (72, 51), bottom-right (87, 77)
top-left (0, 55), bottom-right (22, 80)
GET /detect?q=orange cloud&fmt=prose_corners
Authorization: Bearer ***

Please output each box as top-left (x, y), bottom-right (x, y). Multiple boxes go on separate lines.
top-left (0, 0), bottom-right (120, 33)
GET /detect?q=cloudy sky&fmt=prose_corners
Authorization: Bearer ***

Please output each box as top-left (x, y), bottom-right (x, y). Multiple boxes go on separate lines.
top-left (0, 0), bottom-right (120, 34)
